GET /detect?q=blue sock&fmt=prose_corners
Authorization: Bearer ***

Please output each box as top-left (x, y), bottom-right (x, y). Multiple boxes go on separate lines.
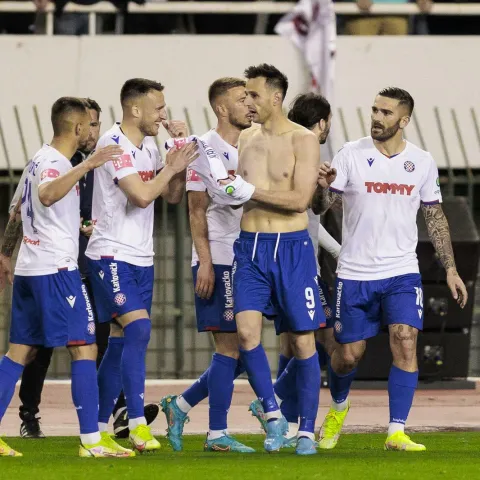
top-left (0, 356), bottom-right (24, 420)
top-left (183, 367), bottom-right (209, 407)
top-left (239, 344), bottom-right (278, 414)
top-left (388, 365), bottom-right (418, 425)
top-left (208, 353), bottom-right (237, 431)
top-left (234, 359), bottom-right (246, 377)
top-left (297, 353), bottom-right (321, 434)
top-left (182, 359), bottom-right (245, 409)
top-left (274, 358), bottom-right (298, 423)
top-left (122, 319), bottom-right (151, 420)
top-left (98, 337), bottom-right (124, 424)
top-left (276, 354), bottom-right (290, 380)
top-left (329, 363), bottom-right (356, 404)
top-left (71, 360), bottom-right (99, 434)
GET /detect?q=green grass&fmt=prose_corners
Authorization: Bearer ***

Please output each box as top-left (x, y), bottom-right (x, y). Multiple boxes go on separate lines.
top-left (1, 433), bottom-right (480, 480)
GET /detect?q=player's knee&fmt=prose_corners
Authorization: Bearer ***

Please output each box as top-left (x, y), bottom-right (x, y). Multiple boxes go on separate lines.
top-left (130, 319), bottom-right (151, 346)
top-left (338, 343), bottom-right (364, 371)
top-left (214, 333), bottom-right (240, 359)
top-left (69, 342), bottom-right (98, 361)
top-left (236, 329), bottom-right (259, 350)
top-left (390, 324), bottom-right (418, 363)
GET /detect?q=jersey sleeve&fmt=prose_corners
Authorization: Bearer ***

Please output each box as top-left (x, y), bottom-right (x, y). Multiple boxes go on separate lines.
top-left (420, 155), bottom-right (442, 205)
top-left (186, 167), bottom-right (207, 192)
top-left (39, 158), bottom-right (70, 186)
top-left (329, 146), bottom-right (350, 193)
top-left (9, 163), bottom-right (29, 213)
top-left (101, 136), bottom-right (137, 181)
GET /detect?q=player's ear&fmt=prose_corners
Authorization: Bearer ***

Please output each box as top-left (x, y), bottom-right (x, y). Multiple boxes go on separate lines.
top-left (319, 118), bottom-right (326, 133)
top-left (216, 103), bottom-right (227, 118)
top-left (273, 91), bottom-right (282, 107)
top-left (400, 115), bottom-right (410, 129)
top-left (132, 103), bottom-right (141, 119)
top-left (75, 123), bottom-right (82, 137)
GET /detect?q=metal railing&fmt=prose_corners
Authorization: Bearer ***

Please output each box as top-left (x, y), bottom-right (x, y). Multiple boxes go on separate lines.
top-left (1, 2), bottom-right (480, 36)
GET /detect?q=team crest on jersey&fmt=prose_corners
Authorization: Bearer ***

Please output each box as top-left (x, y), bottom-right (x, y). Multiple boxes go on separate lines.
top-left (114, 292), bottom-right (126, 306)
top-left (87, 322), bottom-right (96, 335)
top-left (404, 161), bottom-right (415, 172)
top-left (324, 306), bottom-right (333, 319)
top-left (334, 320), bottom-right (342, 333)
top-left (223, 309), bottom-right (234, 322)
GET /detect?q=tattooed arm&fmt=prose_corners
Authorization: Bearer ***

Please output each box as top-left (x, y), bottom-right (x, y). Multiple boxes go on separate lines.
top-left (311, 185), bottom-right (342, 215)
top-left (0, 197), bottom-right (22, 290)
top-left (421, 203), bottom-right (467, 307)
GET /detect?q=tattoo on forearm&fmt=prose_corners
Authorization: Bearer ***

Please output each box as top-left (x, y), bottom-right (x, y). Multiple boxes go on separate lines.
top-left (421, 204), bottom-right (456, 271)
top-left (1, 215), bottom-right (23, 258)
top-left (312, 187), bottom-right (342, 214)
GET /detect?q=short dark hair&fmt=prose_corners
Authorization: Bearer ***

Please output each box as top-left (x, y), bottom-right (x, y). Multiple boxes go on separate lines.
top-left (288, 93), bottom-right (331, 129)
top-left (51, 97), bottom-right (88, 136)
top-left (120, 78), bottom-right (164, 106)
top-left (208, 77), bottom-right (246, 107)
top-left (244, 63), bottom-right (289, 99)
top-left (84, 97), bottom-right (102, 115)
top-left (377, 87), bottom-right (414, 115)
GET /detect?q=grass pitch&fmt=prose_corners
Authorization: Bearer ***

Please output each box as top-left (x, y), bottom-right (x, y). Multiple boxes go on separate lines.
top-left (1, 433), bottom-right (480, 480)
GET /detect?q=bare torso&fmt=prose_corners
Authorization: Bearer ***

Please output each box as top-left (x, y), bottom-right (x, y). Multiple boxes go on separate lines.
top-left (238, 123), bottom-right (309, 233)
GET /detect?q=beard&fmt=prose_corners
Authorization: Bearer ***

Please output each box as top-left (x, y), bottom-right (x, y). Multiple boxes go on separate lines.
top-left (139, 118), bottom-right (159, 137)
top-left (371, 120), bottom-right (401, 141)
top-left (319, 126), bottom-right (330, 145)
top-left (77, 136), bottom-right (89, 152)
top-left (228, 112), bottom-right (252, 130)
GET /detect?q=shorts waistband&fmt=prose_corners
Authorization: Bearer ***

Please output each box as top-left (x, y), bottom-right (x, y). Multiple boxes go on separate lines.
top-left (239, 229), bottom-right (309, 242)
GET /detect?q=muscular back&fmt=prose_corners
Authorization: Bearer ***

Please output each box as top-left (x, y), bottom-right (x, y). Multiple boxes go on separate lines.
top-left (238, 122), bottom-right (318, 233)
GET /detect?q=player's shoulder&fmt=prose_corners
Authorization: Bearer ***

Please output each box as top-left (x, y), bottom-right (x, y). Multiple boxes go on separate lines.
top-left (239, 124), bottom-right (260, 143)
top-left (405, 140), bottom-right (435, 163)
top-left (98, 122), bottom-right (126, 148)
top-left (36, 144), bottom-right (67, 165)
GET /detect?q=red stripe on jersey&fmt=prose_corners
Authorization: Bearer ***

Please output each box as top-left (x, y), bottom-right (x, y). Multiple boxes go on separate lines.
top-left (40, 168), bottom-right (60, 180)
top-left (112, 154), bottom-right (133, 171)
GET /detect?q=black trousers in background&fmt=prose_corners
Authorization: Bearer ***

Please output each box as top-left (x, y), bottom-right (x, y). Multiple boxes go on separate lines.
top-left (18, 277), bottom-right (113, 420)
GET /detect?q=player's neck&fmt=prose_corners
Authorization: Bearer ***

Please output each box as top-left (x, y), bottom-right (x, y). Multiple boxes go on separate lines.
top-left (120, 120), bottom-right (145, 148)
top-left (215, 122), bottom-right (241, 147)
top-left (373, 135), bottom-right (406, 158)
top-left (261, 111), bottom-right (288, 135)
top-left (50, 136), bottom-right (78, 160)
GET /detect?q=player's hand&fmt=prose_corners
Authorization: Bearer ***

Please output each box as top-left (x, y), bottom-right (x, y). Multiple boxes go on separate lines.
top-left (318, 162), bottom-right (337, 188)
top-left (357, 0), bottom-right (372, 12)
top-left (195, 262), bottom-right (215, 300)
top-left (417, 0), bottom-right (433, 13)
top-left (85, 145), bottom-right (123, 170)
top-left (0, 254), bottom-right (13, 292)
top-left (80, 218), bottom-right (94, 237)
top-left (163, 120), bottom-right (189, 139)
top-left (166, 142), bottom-right (199, 174)
top-left (446, 269), bottom-right (467, 309)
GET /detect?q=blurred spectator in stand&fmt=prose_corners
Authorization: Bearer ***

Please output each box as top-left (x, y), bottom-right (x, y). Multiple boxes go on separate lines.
top-left (427, 0), bottom-right (480, 34)
top-left (31, 0), bottom-right (145, 35)
top-left (339, 0), bottom-right (433, 35)
top-left (0, 0), bottom-right (35, 33)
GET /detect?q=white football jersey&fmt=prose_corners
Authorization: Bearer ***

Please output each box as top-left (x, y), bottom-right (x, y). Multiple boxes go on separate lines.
top-left (330, 137), bottom-right (442, 281)
top-left (15, 145), bottom-right (80, 276)
top-left (186, 129), bottom-right (241, 266)
top-left (85, 123), bottom-right (164, 267)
